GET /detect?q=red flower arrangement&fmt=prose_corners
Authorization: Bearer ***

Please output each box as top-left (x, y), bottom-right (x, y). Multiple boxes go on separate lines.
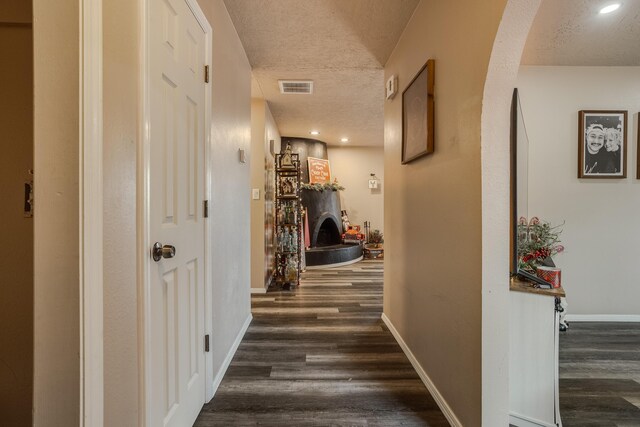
top-left (517, 216), bottom-right (564, 273)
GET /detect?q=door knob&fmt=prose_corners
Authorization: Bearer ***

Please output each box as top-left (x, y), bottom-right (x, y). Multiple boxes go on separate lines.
top-left (152, 242), bottom-right (176, 262)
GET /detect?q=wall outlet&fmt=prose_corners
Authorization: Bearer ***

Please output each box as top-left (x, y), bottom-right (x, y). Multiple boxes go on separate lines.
top-left (252, 188), bottom-right (260, 200)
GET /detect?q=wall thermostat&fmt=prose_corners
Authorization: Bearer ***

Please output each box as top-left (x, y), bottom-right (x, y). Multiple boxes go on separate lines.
top-left (386, 75), bottom-right (397, 100)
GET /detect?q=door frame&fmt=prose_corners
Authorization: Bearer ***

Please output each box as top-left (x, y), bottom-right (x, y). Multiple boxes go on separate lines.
top-left (138, 0), bottom-right (214, 425)
top-left (81, 0), bottom-right (104, 424)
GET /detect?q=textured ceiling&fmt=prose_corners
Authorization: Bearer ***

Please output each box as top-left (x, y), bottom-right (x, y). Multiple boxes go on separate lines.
top-left (223, 0), bottom-right (420, 146)
top-left (522, 0), bottom-right (640, 66)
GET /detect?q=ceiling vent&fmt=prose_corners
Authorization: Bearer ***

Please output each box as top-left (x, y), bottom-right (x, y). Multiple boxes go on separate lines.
top-left (279, 80), bottom-right (314, 95)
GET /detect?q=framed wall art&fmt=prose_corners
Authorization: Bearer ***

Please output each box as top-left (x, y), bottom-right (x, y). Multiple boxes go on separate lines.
top-left (402, 59), bottom-right (435, 164)
top-left (637, 115), bottom-right (640, 179)
top-left (307, 157), bottom-right (331, 184)
top-left (578, 110), bottom-right (627, 178)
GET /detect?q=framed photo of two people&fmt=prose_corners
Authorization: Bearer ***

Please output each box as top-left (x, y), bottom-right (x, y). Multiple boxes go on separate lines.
top-left (578, 110), bottom-right (627, 178)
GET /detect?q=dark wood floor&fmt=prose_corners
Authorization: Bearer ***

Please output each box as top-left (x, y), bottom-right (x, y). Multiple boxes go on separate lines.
top-left (559, 322), bottom-right (640, 426)
top-left (195, 260), bottom-right (449, 426)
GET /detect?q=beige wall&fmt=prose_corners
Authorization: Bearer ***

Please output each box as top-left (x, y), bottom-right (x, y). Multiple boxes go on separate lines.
top-left (327, 146), bottom-right (384, 233)
top-left (103, 0), bottom-right (139, 423)
top-left (250, 99), bottom-right (281, 291)
top-left (33, 0), bottom-right (80, 424)
top-left (383, 0), bottom-right (507, 424)
top-left (0, 3), bottom-right (33, 425)
top-left (250, 99), bottom-right (266, 290)
top-left (518, 66), bottom-right (640, 317)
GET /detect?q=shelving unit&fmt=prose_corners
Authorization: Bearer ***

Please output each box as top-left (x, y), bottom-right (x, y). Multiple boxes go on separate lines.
top-left (274, 145), bottom-right (302, 289)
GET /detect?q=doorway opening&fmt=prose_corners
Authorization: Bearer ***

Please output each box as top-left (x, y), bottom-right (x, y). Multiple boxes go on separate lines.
top-left (0, 3), bottom-right (34, 424)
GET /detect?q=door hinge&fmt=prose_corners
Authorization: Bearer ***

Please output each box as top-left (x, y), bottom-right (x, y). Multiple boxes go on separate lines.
top-left (204, 65), bottom-right (210, 83)
top-left (203, 200), bottom-right (209, 218)
top-left (204, 334), bottom-right (210, 352)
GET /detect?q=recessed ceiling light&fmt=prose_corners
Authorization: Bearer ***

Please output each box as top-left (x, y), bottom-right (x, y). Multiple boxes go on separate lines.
top-left (340, 137), bottom-right (349, 143)
top-left (309, 130), bottom-right (320, 136)
top-left (599, 3), bottom-right (621, 14)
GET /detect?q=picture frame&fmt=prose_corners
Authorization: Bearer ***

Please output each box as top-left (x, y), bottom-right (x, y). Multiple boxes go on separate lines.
top-left (402, 59), bottom-right (435, 164)
top-left (307, 157), bottom-right (331, 184)
top-left (637, 115), bottom-right (640, 179)
top-left (578, 110), bottom-right (627, 178)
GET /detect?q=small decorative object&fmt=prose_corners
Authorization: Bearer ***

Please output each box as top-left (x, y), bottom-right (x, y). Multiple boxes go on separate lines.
top-left (402, 59), bottom-right (435, 164)
top-left (578, 110), bottom-right (627, 178)
top-left (307, 157), bottom-right (331, 184)
top-left (517, 217), bottom-right (564, 274)
top-left (364, 230), bottom-right (384, 259)
top-left (280, 177), bottom-right (295, 196)
top-left (368, 229), bottom-right (383, 248)
top-left (280, 144), bottom-right (294, 169)
top-left (285, 256), bottom-right (298, 282)
top-left (363, 221), bottom-right (371, 243)
top-left (536, 266), bottom-right (561, 289)
top-left (300, 180), bottom-right (345, 192)
top-left (342, 225), bottom-right (365, 244)
top-left (368, 173), bottom-right (380, 189)
top-left (341, 210), bottom-right (350, 233)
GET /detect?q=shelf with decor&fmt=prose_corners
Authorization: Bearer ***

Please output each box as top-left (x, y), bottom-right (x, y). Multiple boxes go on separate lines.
top-left (274, 144), bottom-right (302, 289)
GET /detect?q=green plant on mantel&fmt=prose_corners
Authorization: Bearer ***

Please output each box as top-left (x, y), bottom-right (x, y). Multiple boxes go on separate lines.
top-left (301, 181), bottom-right (345, 192)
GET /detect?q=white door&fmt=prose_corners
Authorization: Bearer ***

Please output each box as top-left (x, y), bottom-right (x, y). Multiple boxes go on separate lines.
top-left (149, 0), bottom-right (207, 425)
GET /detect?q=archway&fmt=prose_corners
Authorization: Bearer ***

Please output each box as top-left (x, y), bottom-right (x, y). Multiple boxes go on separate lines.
top-left (480, 0), bottom-right (541, 424)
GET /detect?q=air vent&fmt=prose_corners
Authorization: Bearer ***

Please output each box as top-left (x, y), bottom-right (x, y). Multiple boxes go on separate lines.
top-left (279, 80), bottom-right (314, 94)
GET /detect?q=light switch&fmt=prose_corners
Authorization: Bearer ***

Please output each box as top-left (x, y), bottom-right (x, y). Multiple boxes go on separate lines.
top-left (252, 188), bottom-right (260, 200)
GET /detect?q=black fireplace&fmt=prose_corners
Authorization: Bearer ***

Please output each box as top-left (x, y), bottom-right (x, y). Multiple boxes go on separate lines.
top-left (282, 136), bottom-right (363, 267)
top-left (315, 215), bottom-right (341, 247)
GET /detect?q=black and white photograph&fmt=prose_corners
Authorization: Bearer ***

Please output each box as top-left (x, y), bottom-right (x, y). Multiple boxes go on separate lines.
top-left (578, 110), bottom-right (627, 178)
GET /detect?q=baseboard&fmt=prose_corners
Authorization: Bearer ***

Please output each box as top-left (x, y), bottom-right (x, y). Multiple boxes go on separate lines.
top-left (565, 314), bottom-right (640, 322)
top-left (250, 287), bottom-right (267, 294)
top-left (381, 313), bottom-right (462, 427)
top-left (210, 313), bottom-right (252, 398)
top-left (510, 412), bottom-right (558, 427)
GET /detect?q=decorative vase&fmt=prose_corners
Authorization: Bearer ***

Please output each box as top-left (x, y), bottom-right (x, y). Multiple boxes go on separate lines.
top-left (536, 266), bottom-right (561, 288)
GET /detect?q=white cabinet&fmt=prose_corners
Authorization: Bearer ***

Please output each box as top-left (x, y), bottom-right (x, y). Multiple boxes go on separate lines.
top-left (509, 288), bottom-right (563, 427)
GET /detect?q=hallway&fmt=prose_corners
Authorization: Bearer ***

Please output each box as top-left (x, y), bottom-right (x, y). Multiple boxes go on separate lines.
top-left (195, 260), bottom-right (448, 426)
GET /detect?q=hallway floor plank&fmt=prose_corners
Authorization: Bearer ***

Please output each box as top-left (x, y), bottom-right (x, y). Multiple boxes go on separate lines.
top-left (195, 260), bottom-right (449, 426)
top-left (559, 322), bottom-right (640, 427)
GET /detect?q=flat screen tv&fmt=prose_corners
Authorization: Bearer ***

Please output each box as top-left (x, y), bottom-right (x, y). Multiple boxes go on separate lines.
top-left (510, 88), bottom-right (552, 288)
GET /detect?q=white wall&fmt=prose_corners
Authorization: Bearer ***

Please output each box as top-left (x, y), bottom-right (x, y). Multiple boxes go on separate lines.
top-left (33, 0), bottom-right (80, 423)
top-left (103, 0), bottom-right (139, 422)
top-left (327, 146), bottom-right (384, 233)
top-left (197, 0), bottom-right (253, 388)
top-left (250, 98), bottom-right (281, 291)
top-left (517, 66), bottom-right (640, 316)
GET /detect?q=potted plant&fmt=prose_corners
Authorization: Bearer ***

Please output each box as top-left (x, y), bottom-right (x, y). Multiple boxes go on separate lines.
top-left (367, 229), bottom-right (384, 249)
top-left (517, 217), bottom-right (564, 273)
